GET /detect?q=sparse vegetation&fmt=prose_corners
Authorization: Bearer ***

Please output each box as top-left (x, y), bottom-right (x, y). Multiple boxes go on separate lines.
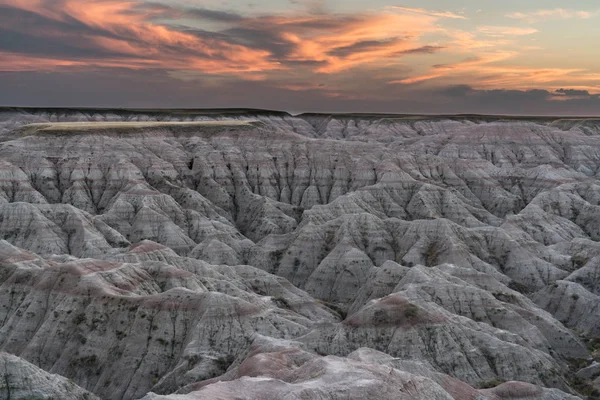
top-left (478, 378), bottom-right (506, 389)
top-left (77, 334), bottom-right (87, 345)
top-left (564, 357), bottom-right (600, 399)
top-left (373, 309), bottom-right (387, 324)
top-left (424, 243), bottom-right (440, 267)
top-left (272, 296), bottom-right (292, 309)
top-left (567, 357), bottom-right (590, 371)
top-left (316, 299), bottom-right (348, 320)
top-left (404, 305), bottom-right (419, 319)
top-left (586, 336), bottom-right (600, 357)
top-left (73, 313), bottom-right (86, 325)
top-left (569, 375), bottom-right (600, 399)
top-left (69, 355), bottom-right (99, 368)
top-left (492, 292), bottom-right (518, 304)
top-left (508, 280), bottom-right (528, 294)
top-left (215, 355), bottom-right (235, 372)
top-left (572, 255), bottom-right (590, 269)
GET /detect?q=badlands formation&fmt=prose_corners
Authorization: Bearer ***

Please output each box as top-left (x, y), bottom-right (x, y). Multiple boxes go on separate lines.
top-left (0, 107), bottom-right (599, 399)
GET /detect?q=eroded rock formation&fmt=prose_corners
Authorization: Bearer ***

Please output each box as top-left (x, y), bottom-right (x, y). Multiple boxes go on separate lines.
top-left (0, 108), bottom-right (599, 399)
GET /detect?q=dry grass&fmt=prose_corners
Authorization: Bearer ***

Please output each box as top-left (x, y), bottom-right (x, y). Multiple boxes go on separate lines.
top-left (15, 120), bottom-right (259, 137)
top-left (24, 120), bottom-right (256, 131)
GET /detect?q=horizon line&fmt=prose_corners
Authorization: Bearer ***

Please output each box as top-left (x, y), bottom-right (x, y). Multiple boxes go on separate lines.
top-left (2, 106), bottom-right (600, 120)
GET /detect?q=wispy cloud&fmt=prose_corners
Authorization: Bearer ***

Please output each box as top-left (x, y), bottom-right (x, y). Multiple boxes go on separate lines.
top-left (391, 51), bottom-right (516, 84)
top-left (0, 0), bottom-right (450, 78)
top-left (0, 0), bottom-right (281, 76)
top-left (2, 0), bottom-right (600, 109)
top-left (390, 6), bottom-right (467, 20)
top-left (506, 8), bottom-right (598, 23)
top-left (270, 12), bottom-right (444, 74)
top-left (390, 49), bottom-right (600, 93)
top-left (477, 26), bottom-right (538, 37)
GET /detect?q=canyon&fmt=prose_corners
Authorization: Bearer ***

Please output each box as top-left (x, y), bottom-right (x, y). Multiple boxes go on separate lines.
top-left (0, 107), bottom-right (599, 399)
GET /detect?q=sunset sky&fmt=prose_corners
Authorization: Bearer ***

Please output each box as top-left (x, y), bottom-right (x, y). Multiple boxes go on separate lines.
top-left (1, 0), bottom-right (600, 114)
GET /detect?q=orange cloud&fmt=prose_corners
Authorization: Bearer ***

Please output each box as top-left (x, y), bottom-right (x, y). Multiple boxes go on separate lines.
top-left (392, 52), bottom-right (516, 84)
top-left (3, 0), bottom-right (599, 99)
top-left (392, 50), bottom-right (600, 94)
top-left (0, 0), bottom-right (451, 80)
top-left (0, 52), bottom-right (88, 71)
top-left (477, 26), bottom-right (538, 37)
top-left (0, 0), bottom-right (281, 76)
top-left (252, 11), bottom-right (444, 74)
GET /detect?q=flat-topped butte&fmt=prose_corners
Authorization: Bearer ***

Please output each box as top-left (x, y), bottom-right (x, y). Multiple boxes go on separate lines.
top-left (16, 120), bottom-right (259, 136)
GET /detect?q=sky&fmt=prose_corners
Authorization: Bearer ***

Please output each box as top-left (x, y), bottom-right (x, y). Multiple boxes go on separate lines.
top-left (1, 0), bottom-right (600, 114)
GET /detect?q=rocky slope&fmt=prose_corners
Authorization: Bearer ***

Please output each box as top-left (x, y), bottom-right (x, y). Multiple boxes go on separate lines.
top-left (0, 107), bottom-right (599, 399)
